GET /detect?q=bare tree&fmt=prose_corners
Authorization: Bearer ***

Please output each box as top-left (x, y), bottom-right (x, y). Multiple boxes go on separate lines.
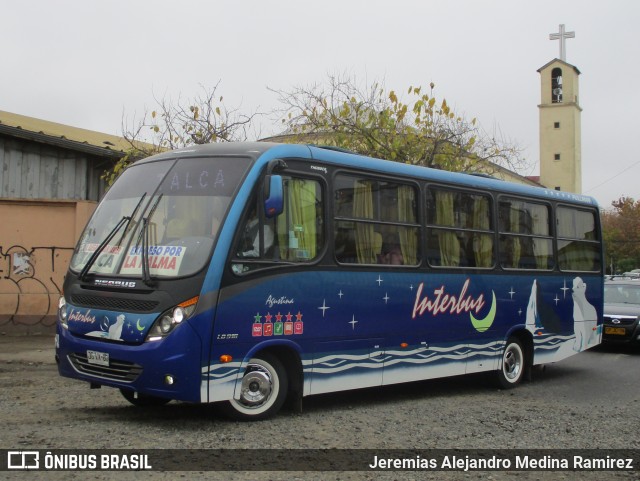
top-left (105, 83), bottom-right (260, 185)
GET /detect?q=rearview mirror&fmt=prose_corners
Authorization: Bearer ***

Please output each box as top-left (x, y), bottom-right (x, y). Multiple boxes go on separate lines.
top-left (264, 175), bottom-right (284, 218)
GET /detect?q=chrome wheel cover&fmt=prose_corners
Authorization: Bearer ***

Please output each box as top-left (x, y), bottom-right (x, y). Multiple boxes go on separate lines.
top-left (238, 363), bottom-right (273, 407)
top-left (503, 343), bottom-right (523, 382)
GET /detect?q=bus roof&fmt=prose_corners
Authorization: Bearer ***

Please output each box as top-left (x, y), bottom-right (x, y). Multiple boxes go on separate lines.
top-left (136, 142), bottom-right (599, 208)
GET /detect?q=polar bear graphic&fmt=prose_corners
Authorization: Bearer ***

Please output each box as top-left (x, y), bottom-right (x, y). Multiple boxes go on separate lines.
top-left (107, 314), bottom-right (126, 340)
top-left (572, 277), bottom-right (598, 351)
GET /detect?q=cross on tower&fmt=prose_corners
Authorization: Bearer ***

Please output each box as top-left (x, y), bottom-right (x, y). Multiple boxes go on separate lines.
top-left (549, 24), bottom-right (575, 61)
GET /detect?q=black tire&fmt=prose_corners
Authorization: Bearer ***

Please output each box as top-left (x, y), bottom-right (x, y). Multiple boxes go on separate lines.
top-left (221, 353), bottom-right (288, 421)
top-left (119, 388), bottom-right (171, 407)
top-left (495, 337), bottom-right (526, 389)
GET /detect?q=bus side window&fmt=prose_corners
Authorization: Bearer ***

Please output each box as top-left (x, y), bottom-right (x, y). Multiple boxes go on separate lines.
top-left (276, 178), bottom-right (324, 262)
top-left (498, 197), bottom-right (553, 271)
top-left (237, 203), bottom-right (275, 259)
top-left (557, 206), bottom-right (600, 272)
top-left (232, 177), bottom-right (324, 274)
top-left (231, 201), bottom-right (276, 277)
top-left (426, 187), bottom-right (494, 268)
top-left (334, 175), bottom-right (419, 266)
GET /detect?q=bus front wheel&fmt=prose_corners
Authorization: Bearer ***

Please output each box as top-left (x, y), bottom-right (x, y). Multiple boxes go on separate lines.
top-left (223, 353), bottom-right (288, 421)
top-left (495, 337), bottom-right (526, 389)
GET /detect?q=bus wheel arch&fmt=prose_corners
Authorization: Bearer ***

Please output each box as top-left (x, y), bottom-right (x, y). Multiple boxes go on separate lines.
top-left (495, 330), bottom-right (533, 389)
top-left (269, 346), bottom-right (304, 413)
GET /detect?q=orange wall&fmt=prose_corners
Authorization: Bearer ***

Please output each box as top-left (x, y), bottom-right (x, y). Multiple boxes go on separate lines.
top-left (0, 199), bottom-right (96, 334)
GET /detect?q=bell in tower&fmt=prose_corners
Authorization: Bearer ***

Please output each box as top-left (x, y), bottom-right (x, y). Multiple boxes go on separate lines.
top-left (552, 67), bottom-right (563, 103)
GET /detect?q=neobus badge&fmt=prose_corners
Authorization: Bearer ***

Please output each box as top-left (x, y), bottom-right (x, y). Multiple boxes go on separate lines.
top-left (94, 279), bottom-right (137, 288)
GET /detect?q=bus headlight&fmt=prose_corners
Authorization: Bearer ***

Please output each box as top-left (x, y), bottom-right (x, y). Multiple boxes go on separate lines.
top-left (159, 315), bottom-right (174, 334)
top-left (146, 296), bottom-right (199, 342)
top-left (58, 296), bottom-right (68, 329)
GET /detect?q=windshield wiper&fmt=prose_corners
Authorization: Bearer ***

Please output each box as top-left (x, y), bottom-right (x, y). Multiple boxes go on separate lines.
top-left (136, 194), bottom-right (163, 286)
top-left (115, 193), bottom-right (146, 247)
top-left (78, 194), bottom-right (147, 282)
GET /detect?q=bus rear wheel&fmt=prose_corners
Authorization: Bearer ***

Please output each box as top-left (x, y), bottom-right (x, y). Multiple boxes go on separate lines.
top-left (495, 337), bottom-right (526, 389)
top-left (222, 353), bottom-right (288, 421)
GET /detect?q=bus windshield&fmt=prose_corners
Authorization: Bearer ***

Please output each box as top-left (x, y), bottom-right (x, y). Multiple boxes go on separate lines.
top-left (70, 155), bottom-right (251, 279)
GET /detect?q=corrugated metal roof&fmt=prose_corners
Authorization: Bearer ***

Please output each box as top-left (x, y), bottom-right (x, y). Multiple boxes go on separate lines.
top-left (0, 110), bottom-right (154, 156)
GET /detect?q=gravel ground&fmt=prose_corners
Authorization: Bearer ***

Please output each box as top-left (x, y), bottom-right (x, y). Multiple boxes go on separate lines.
top-left (1, 335), bottom-right (638, 481)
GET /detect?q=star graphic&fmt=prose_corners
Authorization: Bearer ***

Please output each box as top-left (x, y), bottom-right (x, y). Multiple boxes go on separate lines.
top-left (264, 312), bottom-right (273, 322)
top-left (318, 299), bottom-right (330, 317)
top-left (296, 311), bottom-right (303, 322)
top-left (349, 315), bottom-right (358, 330)
top-left (254, 312), bottom-right (262, 323)
top-left (383, 293), bottom-right (390, 304)
top-left (275, 312), bottom-right (283, 322)
top-left (285, 312), bottom-right (293, 322)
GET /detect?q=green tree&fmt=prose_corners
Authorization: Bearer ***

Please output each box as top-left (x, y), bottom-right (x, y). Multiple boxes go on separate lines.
top-left (105, 83), bottom-right (259, 185)
top-left (272, 74), bottom-right (527, 174)
top-left (601, 197), bottom-right (640, 274)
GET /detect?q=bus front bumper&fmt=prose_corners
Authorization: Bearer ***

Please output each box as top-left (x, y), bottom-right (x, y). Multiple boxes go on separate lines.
top-left (55, 323), bottom-right (204, 403)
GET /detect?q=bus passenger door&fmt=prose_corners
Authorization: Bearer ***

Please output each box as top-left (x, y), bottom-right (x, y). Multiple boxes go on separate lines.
top-left (309, 339), bottom-right (385, 395)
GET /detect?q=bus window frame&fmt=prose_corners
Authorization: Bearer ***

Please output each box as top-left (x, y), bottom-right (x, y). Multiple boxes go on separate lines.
top-left (496, 194), bottom-right (555, 272)
top-left (424, 182), bottom-right (497, 270)
top-left (331, 169), bottom-right (422, 268)
top-left (555, 203), bottom-right (603, 274)
top-left (228, 162), bottom-right (329, 276)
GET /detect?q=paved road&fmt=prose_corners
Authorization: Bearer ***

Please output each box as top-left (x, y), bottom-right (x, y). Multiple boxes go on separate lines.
top-left (524, 342), bottom-right (640, 405)
top-left (1, 335), bottom-right (638, 480)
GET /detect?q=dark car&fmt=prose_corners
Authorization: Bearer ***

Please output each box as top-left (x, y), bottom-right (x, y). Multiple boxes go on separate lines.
top-left (603, 279), bottom-right (640, 346)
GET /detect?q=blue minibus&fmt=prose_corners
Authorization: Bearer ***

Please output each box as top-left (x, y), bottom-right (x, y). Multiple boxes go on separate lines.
top-left (56, 142), bottom-right (603, 420)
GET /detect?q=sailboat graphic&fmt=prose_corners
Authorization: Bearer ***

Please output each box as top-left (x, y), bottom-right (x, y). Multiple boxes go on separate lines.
top-left (525, 280), bottom-right (544, 335)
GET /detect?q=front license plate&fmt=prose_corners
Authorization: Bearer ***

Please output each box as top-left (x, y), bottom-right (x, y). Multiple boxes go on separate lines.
top-left (604, 327), bottom-right (626, 336)
top-left (86, 350), bottom-right (109, 366)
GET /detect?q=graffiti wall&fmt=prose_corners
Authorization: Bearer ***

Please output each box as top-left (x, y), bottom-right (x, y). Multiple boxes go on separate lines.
top-left (0, 199), bottom-right (95, 334)
top-left (0, 246), bottom-right (73, 329)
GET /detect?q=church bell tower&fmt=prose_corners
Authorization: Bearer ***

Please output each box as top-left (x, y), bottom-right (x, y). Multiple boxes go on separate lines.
top-left (538, 24), bottom-right (582, 193)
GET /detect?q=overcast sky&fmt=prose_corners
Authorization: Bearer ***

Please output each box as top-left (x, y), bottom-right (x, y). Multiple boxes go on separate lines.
top-left (2, 0), bottom-right (638, 209)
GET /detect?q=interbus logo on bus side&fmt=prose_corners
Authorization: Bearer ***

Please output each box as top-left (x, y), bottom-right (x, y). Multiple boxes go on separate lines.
top-left (412, 279), bottom-right (497, 332)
